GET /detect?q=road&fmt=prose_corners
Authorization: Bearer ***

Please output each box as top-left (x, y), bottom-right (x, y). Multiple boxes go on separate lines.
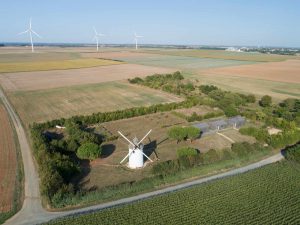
top-left (0, 87), bottom-right (284, 225)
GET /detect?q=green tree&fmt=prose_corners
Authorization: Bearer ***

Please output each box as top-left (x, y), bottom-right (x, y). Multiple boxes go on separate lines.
top-left (185, 127), bottom-right (201, 142)
top-left (76, 142), bottom-right (101, 160)
top-left (177, 147), bottom-right (198, 158)
top-left (259, 95), bottom-right (272, 107)
top-left (168, 126), bottom-right (187, 144)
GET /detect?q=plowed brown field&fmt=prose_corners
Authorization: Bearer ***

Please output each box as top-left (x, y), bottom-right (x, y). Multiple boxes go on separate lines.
top-left (0, 64), bottom-right (175, 92)
top-left (0, 103), bottom-right (17, 212)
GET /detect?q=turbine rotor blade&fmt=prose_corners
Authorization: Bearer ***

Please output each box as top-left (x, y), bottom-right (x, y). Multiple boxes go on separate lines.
top-left (93, 27), bottom-right (97, 35)
top-left (31, 30), bottom-right (42, 38)
top-left (18, 30), bottom-right (29, 35)
top-left (138, 129), bottom-right (152, 145)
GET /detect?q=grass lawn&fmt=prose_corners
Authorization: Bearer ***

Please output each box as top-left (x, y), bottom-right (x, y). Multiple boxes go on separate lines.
top-left (46, 161), bottom-right (300, 225)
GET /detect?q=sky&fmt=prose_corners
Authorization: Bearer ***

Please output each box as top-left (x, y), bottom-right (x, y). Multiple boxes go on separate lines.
top-left (0, 0), bottom-right (299, 47)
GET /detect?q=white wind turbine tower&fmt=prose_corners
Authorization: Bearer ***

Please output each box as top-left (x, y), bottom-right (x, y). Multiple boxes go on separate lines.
top-left (118, 130), bottom-right (153, 169)
top-left (134, 32), bottom-right (143, 50)
top-left (18, 18), bottom-right (41, 53)
top-left (93, 27), bottom-right (105, 52)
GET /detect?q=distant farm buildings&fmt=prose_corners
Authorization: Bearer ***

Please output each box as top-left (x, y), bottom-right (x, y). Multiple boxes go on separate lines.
top-left (193, 116), bottom-right (246, 136)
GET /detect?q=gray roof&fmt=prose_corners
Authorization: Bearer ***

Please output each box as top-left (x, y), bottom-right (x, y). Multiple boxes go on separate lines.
top-left (194, 122), bottom-right (210, 129)
top-left (211, 119), bottom-right (227, 127)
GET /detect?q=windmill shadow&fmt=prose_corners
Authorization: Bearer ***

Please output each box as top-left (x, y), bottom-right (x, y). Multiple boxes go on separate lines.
top-left (143, 137), bottom-right (168, 160)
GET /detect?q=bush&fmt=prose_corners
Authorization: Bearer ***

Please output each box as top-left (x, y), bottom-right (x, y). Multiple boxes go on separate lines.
top-left (168, 126), bottom-right (187, 144)
top-left (177, 147), bottom-right (198, 158)
top-left (76, 142), bottom-right (101, 160)
top-left (239, 127), bottom-right (269, 142)
top-left (259, 95), bottom-right (272, 107)
top-left (203, 149), bottom-right (220, 163)
top-left (168, 126), bottom-right (201, 143)
top-left (285, 143), bottom-right (300, 163)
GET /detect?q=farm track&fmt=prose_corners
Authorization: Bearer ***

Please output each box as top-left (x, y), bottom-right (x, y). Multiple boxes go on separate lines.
top-left (1, 87), bottom-right (284, 225)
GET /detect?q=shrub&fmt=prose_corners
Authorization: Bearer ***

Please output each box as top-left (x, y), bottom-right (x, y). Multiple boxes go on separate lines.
top-left (203, 149), bottom-right (220, 163)
top-left (186, 127), bottom-right (201, 142)
top-left (76, 142), bottom-right (102, 160)
top-left (285, 143), bottom-right (300, 163)
top-left (168, 126), bottom-right (187, 144)
top-left (177, 147), bottom-right (198, 158)
top-left (259, 95), bottom-right (272, 107)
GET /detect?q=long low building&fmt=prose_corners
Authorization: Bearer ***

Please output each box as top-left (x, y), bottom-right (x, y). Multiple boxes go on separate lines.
top-left (193, 115), bottom-right (246, 136)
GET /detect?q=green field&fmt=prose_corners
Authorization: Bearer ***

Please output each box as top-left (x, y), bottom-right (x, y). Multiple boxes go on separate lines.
top-left (107, 54), bottom-right (256, 70)
top-left (8, 81), bottom-right (182, 125)
top-left (0, 58), bottom-right (123, 73)
top-left (142, 49), bottom-right (297, 62)
top-left (46, 161), bottom-right (300, 225)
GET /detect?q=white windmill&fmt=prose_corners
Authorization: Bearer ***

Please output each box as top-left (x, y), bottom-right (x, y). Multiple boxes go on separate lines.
top-left (118, 130), bottom-right (153, 169)
top-left (18, 18), bottom-right (41, 53)
top-left (93, 27), bottom-right (105, 52)
top-left (134, 32), bottom-right (143, 50)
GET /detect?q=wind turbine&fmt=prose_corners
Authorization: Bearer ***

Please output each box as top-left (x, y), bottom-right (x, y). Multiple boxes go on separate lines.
top-left (93, 27), bottom-right (104, 52)
top-left (134, 32), bottom-right (143, 50)
top-left (18, 18), bottom-right (41, 53)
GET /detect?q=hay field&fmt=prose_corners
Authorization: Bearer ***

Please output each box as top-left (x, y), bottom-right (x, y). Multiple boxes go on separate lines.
top-left (0, 58), bottom-right (123, 73)
top-left (0, 101), bottom-right (17, 212)
top-left (191, 73), bottom-right (300, 100)
top-left (0, 64), bottom-right (175, 91)
top-left (142, 49), bottom-right (297, 62)
top-left (0, 52), bottom-right (81, 63)
top-left (8, 81), bottom-right (183, 125)
top-left (202, 59), bottom-right (300, 84)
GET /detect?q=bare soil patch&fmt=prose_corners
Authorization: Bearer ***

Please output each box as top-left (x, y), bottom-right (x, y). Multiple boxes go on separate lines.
top-left (0, 104), bottom-right (17, 212)
top-left (202, 59), bottom-right (300, 84)
top-left (0, 64), bottom-right (175, 92)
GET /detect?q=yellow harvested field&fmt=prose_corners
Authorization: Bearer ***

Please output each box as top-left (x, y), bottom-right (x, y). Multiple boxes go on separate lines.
top-left (0, 58), bottom-right (123, 73)
top-left (0, 64), bottom-right (175, 91)
top-left (8, 81), bottom-right (183, 125)
top-left (201, 59), bottom-right (300, 84)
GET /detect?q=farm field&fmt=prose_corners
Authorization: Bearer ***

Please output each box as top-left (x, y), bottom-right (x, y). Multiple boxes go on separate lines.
top-left (0, 58), bottom-right (123, 73)
top-left (46, 161), bottom-right (300, 225)
top-left (201, 59), bottom-right (300, 84)
top-left (0, 101), bottom-right (17, 213)
top-left (7, 81), bottom-right (183, 125)
top-left (191, 73), bottom-right (300, 100)
top-left (0, 64), bottom-right (175, 91)
top-left (99, 51), bottom-right (256, 70)
top-left (142, 49), bottom-right (298, 62)
top-left (77, 111), bottom-right (254, 190)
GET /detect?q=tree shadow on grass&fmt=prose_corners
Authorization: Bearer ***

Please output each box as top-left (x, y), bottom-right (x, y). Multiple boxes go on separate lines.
top-left (101, 144), bottom-right (116, 158)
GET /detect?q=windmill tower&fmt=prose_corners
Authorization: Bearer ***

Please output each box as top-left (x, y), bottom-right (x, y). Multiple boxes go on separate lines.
top-left (118, 130), bottom-right (153, 169)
